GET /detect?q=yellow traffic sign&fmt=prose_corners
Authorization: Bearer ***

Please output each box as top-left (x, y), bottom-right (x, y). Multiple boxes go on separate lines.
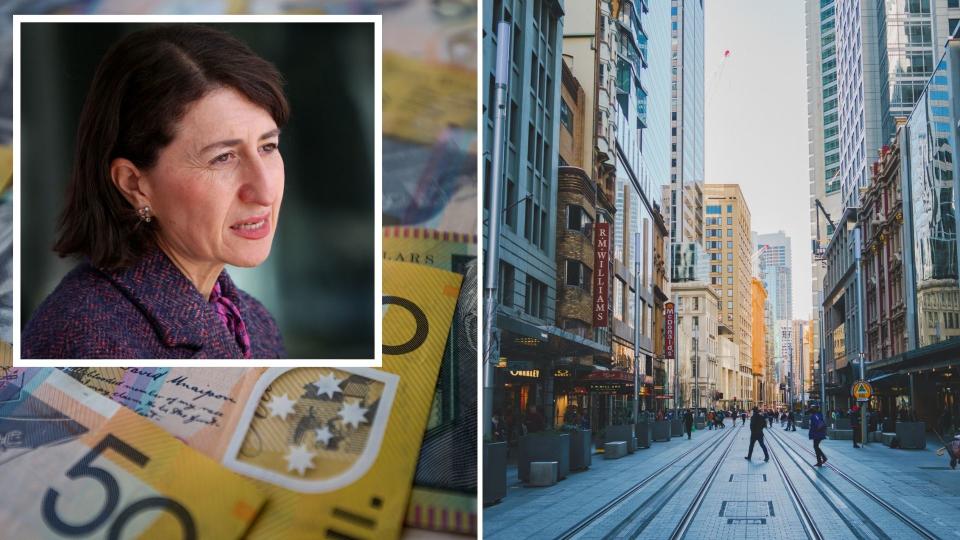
top-left (852, 380), bottom-right (873, 401)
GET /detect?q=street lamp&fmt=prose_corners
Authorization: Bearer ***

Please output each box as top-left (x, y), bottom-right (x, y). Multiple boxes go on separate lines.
top-left (694, 325), bottom-right (700, 414)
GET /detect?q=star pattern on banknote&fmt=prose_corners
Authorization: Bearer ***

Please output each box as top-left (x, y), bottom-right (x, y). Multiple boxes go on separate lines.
top-left (312, 372), bottom-right (344, 399)
top-left (267, 393), bottom-right (297, 420)
top-left (284, 443), bottom-right (316, 476)
top-left (338, 400), bottom-right (369, 429)
top-left (314, 425), bottom-right (334, 447)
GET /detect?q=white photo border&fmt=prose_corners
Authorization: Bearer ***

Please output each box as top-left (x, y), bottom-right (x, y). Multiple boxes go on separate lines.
top-left (13, 14), bottom-right (383, 368)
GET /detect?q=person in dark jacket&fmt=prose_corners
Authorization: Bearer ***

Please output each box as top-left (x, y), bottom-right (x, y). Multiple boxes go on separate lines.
top-left (745, 407), bottom-right (769, 461)
top-left (809, 404), bottom-right (828, 466)
top-left (851, 405), bottom-right (862, 448)
top-left (683, 409), bottom-right (694, 439)
top-left (786, 410), bottom-right (796, 431)
top-left (22, 25), bottom-right (288, 359)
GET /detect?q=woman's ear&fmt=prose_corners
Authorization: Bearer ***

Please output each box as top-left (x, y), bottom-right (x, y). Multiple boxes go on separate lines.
top-left (110, 158), bottom-right (150, 209)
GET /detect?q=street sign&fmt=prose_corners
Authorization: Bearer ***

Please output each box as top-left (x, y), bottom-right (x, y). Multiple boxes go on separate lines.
top-left (851, 380), bottom-right (873, 402)
top-left (664, 302), bottom-right (676, 359)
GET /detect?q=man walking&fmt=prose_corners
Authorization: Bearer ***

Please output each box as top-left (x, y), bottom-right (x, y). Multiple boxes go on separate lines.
top-left (683, 409), bottom-right (694, 440)
top-left (707, 410), bottom-right (715, 430)
top-left (809, 404), bottom-right (828, 466)
top-left (786, 410), bottom-right (795, 431)
top-left (744, 407), bottom-right (770, 462)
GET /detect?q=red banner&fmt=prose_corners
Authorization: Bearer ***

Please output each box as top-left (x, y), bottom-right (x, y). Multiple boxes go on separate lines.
top-left (593, 222), bottom-right (610, 327)
top-left (664, 302), bottom-right (675, 359)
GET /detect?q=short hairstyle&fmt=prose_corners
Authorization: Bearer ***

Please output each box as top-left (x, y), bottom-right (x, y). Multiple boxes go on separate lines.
top-left (54, 24), bottom-right (290, 269)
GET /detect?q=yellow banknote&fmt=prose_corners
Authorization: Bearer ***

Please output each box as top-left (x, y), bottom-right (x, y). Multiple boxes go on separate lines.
top-left (223, 261), bottom-right (461, 539)
top-left (383, 226), bottom-right (477, 274)
top-left (0, 368), bottom-right (266, 540)
top-left (383, 53), bottom-right (476, 145)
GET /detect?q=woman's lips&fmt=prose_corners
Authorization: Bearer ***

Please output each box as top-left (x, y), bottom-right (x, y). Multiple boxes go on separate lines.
top-left (230, 214), bottom-right (271, 240)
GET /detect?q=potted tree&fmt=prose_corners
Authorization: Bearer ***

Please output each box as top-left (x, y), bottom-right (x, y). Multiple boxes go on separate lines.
top-left (517, 430), bottom-right (571, 482)
top-left (560, 422), bottom-right (591, 471)
top-left (483, 436), bottom-right (507, 505)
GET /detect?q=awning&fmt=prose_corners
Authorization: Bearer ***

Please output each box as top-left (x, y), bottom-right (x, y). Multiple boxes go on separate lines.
top-left (867, 372), bottom-right (900, 383)
top-left (539, 325), bottom-right (611, 355)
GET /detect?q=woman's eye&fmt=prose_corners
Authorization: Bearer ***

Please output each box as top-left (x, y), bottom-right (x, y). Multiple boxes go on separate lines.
top-left (211, 152), bottom-right (235, 165)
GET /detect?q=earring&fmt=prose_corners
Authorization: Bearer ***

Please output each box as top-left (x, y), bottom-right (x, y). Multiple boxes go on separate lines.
top-left (138, 206), bottom-right (152, 223)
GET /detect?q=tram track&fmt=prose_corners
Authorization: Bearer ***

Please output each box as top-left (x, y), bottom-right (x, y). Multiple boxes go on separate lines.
top-left (766, 426), bottom-right (939, 540)
top-left (556, 422), bottom-right (742, 540)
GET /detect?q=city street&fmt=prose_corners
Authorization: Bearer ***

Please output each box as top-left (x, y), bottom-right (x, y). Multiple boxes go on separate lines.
top-left (484, 420), bottom-right (960, 539)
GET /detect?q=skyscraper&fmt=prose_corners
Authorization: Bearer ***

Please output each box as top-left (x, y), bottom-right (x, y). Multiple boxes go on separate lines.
top-left (703, 184), bottom-right (753, 405)
top-left (757, 231), bottom-right (793, 394)
top-left (666, 0), bottom-right (706, 282)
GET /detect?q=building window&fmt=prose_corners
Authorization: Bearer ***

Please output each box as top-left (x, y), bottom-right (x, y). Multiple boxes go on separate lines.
top-left (727, 217), bottom-right (733, 225)
top-left (727, 241), bottom-right (733, 249)
top-left (728, 289), bottom-right (734, 297)
top-left (567, 205), bottom-right (593, 237)
top-left (727, 252), bottom-right (734, 261)
top-left (566, 259), bottom-right (592, 292)
top-left (707, 205), bottom-right (721, 214)
top-left (711, 264), bottom-right (722, 273)
top-left (499, 262), bottom-right (515, 307)
top-left (524, 275), bottom-right (548, 319)
top-left (560, 98), bottom-right (573, 133)
top-left (727, 229), bottom-right (733, 237)
top-left (614, 278), bottom-right (625, 321)
top-left (727, 301), bottom-right (734, 310)
top-left (727, 265), bottom-right (734, 273)
top-left (726, 204), bottom-right (733, 213)
top-left (727, 277), bottom-right (734, 284)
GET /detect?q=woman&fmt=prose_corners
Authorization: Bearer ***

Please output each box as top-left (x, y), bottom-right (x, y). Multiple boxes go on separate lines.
top-left (23, 25), bottom-right (288, 359)
top-left (809, 404), bottom-right (828, 467)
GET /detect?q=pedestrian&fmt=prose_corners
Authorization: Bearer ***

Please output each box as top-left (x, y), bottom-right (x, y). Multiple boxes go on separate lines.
top-left (744, 407), bottom-right (770, 462)
top-left (786, 410), bottom-right (796, 431)
top-left (684, 409), bottom-right (694, 440)
top-left (947, 434), bottom-right (960, 470)
top-left (851, 404), bottom-right (862, 448)
top-left (767, 410), bottom-right (774, 428)
top-left (809, 404), bottom-right (828, 467)
top-left (780, 411), bottom-right (787, 427)
top-left (707, 410), bottom-right (715, 430)
top-left (741, 411), bottom-right (747, 426)
top-left (524, 404), bottom-right (546, 434)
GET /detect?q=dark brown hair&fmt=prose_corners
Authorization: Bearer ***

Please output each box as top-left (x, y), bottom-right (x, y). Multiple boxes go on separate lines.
top-left (54, 24), bottom-right (290, 269)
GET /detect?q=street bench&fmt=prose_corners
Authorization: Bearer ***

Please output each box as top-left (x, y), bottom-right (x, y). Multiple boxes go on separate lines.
top-left (604, 441), bottom-right (627, 460)
top-left (527, 461), bottom-right (558, 487)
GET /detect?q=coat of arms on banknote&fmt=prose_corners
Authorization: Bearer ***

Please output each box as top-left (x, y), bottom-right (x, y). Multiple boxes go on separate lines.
top-left (224, 367), bottom-right (398, 493)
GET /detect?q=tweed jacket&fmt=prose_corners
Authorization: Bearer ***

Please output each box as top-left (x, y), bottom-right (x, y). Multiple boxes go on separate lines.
top-left (23, 247), bottom-right (285, 359)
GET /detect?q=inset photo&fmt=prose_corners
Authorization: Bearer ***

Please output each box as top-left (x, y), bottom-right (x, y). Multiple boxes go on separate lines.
top-left (15, 15), bottom-right (381, 365)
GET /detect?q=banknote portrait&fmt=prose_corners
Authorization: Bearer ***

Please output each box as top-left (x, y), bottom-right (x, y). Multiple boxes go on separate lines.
top-left (15, 17), bottom-right (382, 365)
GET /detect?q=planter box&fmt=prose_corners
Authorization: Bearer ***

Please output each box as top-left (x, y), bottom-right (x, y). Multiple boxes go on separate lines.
top-left (671, 419), bottom-right (683, 437)
top-left (483, 442), bottom-right (507, 506)
top-left (652, 420), bottom-right (671, 442)
top-left (567, 429), bottom-right (591, 471)
top-left (895, 422), bottom-right (926, 449)
top-left (635, 421), bottom-right (652, 448)
top-left (606, 424), bottom-right (636, 453)
top-left (834, 418), bottom-right (851, 429)
top-left (801, 417), bottom-right (810, 429)
top-left (881, 432), bottom-right (896, 446)
top-left (518, 433), bottom-right (570, 482)
top-left (695, 420), bottom-right (706, 429)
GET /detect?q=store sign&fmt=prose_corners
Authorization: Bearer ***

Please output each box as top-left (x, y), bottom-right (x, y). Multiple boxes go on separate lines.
top-left (593, 222), bottom-right (610, 327)
top-left (554, 369), bottom-right (572, 377)
top-left (585, 370), bottom-right (632, 382)
top-left (664, 302), bottom-right (676, 359)
top-left (509, 370), bottom-right (540, 378)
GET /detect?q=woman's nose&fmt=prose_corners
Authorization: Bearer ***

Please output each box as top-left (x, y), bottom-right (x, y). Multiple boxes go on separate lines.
top-left (238, 151), bottom-right (281, 204)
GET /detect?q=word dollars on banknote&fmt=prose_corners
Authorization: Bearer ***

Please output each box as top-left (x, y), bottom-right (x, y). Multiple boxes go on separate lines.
top-left (62, 261), bottom-right (461, 539)
top-left (0, 368), bottom-right (266, 539)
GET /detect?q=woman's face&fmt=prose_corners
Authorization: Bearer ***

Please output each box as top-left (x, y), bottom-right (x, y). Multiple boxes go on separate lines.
top-left (144, 87), bottom-right (284, 270)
